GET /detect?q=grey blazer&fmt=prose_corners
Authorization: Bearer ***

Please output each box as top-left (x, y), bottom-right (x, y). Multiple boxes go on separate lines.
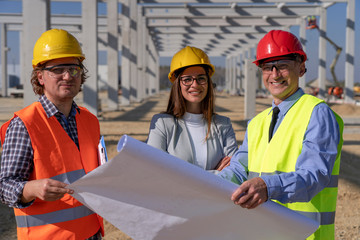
top-left (146, 113), bottom-right (238, 170)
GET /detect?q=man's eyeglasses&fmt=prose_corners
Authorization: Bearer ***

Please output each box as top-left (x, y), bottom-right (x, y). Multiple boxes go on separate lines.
top-left (260, 60), bottom-right (295, 74)
top-left (43, 64), bottom-right (83, 78)
top-left (180, 75), bottom-right (208, 86)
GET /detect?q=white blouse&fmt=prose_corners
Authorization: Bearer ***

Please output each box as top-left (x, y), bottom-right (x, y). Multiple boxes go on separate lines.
top-left (183, 112), bottom-right (208, 169)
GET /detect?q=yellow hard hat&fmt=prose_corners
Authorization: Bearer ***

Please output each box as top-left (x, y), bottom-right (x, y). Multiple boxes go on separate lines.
top-left (168, 46), bottom-right (215, 83)
top-left (32, 29), bottom-right (85, 68)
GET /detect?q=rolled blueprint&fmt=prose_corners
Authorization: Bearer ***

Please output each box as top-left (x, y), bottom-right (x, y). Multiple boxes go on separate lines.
top-left (69, 135), bottom-right (319, 240)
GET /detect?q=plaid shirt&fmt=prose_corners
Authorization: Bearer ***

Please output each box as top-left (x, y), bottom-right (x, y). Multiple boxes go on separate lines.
top-left (0, 95), bottom-right (80, 208)
top-left (1, 95), bottom-right (102, 239)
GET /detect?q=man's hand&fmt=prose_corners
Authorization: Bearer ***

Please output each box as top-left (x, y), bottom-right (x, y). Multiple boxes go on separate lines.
top-left (215, 156), bottom-right (231, 171)
top-left (231, 177), bottom-right (268, 209)
top-left (21, 178), bottom-right (74, 203)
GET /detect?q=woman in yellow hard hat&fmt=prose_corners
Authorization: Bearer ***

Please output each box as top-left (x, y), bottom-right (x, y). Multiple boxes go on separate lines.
top-left (147, 46), bottom-right (238, 172)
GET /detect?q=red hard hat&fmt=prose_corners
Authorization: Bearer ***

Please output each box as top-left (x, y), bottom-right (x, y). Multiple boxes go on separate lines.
top-left (333, 87), bottom-right (343, 96)
top-left (253, 30), bottom-right (307, 66)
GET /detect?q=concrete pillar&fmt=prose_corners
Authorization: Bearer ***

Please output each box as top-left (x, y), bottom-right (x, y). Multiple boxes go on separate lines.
top-left (318, 7), bottom-right (327, 99)
top-left (244, 59), bottom-right (257, 120)
top-left (22, 0), bottom-right (50, 106)
top-left (120, 0), bottom-right (131, 106)
top-left (130, 0), bottom-right (138, 102)
top-left (235, 54), bottom-right (241, 95)
top-left (251, 46), bottom-right (262, 93)
top-left (143, 30), bottom-right (150, 97)
top-left (146, 40), bottom-right (151, 95)
top-left (224, 58), bottom-right (227, 92)
top-left (148, 37), bottom-right (159, 95)
top-left (228, 57), bottom-right (233, 94)
top-left (82, 0), bottom-right (98, 116)
top-left (20, 31), bottom-right (25, 86)
top-left (228, 57), bottom-right (232, 93)
top-left (239, 52), bottom-right (245, 95)
top-left (1, 23), bottom-right (8, 97)
top-left (107, 0), bottom-right (119, 110)
top-left (244, 49), bottom-right (249, 61)
top-left (254, 46), bottom-right (265, 91)
top-left (299, 20), bottom-right (307, 90)
top-left (344, 0), bottom-right (355, 103)
top-left (155, 51), bottom-right (160, 94)
top-left (225, 57), bottom-right (230, 93)
top-left (137, 5), bottom-right (145, 100)
top-left (231, 56), bottom-right (236, 94)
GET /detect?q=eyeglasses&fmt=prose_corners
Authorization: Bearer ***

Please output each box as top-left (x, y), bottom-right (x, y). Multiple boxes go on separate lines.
top-left (180, 75), bottom-right (208, 86)
top-left (43, 64), bottom-right (83, 78)
top-left (260, 60), bottom-right (295, 74)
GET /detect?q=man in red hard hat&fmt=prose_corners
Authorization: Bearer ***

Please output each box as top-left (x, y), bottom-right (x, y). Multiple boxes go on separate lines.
top-left (219, 30), bottom-right (343, 240)
top-left (0, 29), bottom-right (104, 239)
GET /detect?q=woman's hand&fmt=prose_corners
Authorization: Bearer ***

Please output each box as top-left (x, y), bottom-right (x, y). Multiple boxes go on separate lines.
top-left (215, 156), bottom-right (232, 171)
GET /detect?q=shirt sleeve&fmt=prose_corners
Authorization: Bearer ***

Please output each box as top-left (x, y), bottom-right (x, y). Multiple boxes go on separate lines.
top-left (218, 129), bottom-right (249, 184)
top-left (221, 117), bottom-right (238, 157)
top-left (261, 103), bottom-right (341, 203)
top-left (146, 114), bottom-right (168, 152)
top-left (0, 117), bottom-right (34, 208)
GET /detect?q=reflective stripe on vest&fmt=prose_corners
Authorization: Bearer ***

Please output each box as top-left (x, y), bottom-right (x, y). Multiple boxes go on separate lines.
top-left (295, 210), bottom-right (335, 226)
top-left (50, 168), bottom-right (86, 184)
top-left (247, 94), bottom-right (343, 240)
top-left (16, 205), bottom-right (94, 228)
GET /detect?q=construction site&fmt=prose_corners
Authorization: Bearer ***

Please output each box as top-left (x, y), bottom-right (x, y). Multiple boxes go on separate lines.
top-left (0, 0), bottom-right (360, 239)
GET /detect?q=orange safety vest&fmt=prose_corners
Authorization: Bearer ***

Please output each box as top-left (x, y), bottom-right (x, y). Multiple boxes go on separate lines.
top-left (1, 102), bottom-right (104, 240)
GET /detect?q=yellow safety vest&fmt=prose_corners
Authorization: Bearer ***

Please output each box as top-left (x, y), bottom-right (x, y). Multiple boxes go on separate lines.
top-left (247, 94), bottom-right (343, 240)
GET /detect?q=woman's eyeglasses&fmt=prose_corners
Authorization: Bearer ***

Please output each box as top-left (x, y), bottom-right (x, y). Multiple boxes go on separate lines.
top-left (180, 75), bottom-right (208, 86)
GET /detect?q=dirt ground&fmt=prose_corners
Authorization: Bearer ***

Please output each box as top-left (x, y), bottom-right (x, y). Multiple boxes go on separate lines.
top-left (0, 91), bottom-right (359, 239)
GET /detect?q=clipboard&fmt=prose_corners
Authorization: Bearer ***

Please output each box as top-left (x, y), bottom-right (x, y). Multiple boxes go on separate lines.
top-left (98, 136), bottom-right (108, 165)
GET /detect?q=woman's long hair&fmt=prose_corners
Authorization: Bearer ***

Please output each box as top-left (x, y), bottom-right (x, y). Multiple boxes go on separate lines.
top-left (164, 65), bottom-right (215, 140)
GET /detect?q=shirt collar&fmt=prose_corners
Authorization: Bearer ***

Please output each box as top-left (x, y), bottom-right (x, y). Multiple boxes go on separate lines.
top-left (270, 88), bottom-right (304, 116)
top-left (39, 94), bottom-right (80, 118)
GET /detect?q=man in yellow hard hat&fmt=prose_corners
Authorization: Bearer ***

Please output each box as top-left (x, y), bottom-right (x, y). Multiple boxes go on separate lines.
top-left (0, 29), bottom-right (104, 239)
top-left (219, 30), bottom-right (343, 239)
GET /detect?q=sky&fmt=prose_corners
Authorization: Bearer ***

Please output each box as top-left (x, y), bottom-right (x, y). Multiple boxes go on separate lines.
top-left (0, 0), bottom-right (359, 83)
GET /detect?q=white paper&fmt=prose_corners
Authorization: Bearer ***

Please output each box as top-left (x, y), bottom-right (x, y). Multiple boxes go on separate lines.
top-left (69, 135), bottom-right (318, 240)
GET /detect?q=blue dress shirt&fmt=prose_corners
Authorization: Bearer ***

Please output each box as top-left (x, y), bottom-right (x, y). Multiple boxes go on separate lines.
top-left (219, 88), bottom-right (341, 204)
